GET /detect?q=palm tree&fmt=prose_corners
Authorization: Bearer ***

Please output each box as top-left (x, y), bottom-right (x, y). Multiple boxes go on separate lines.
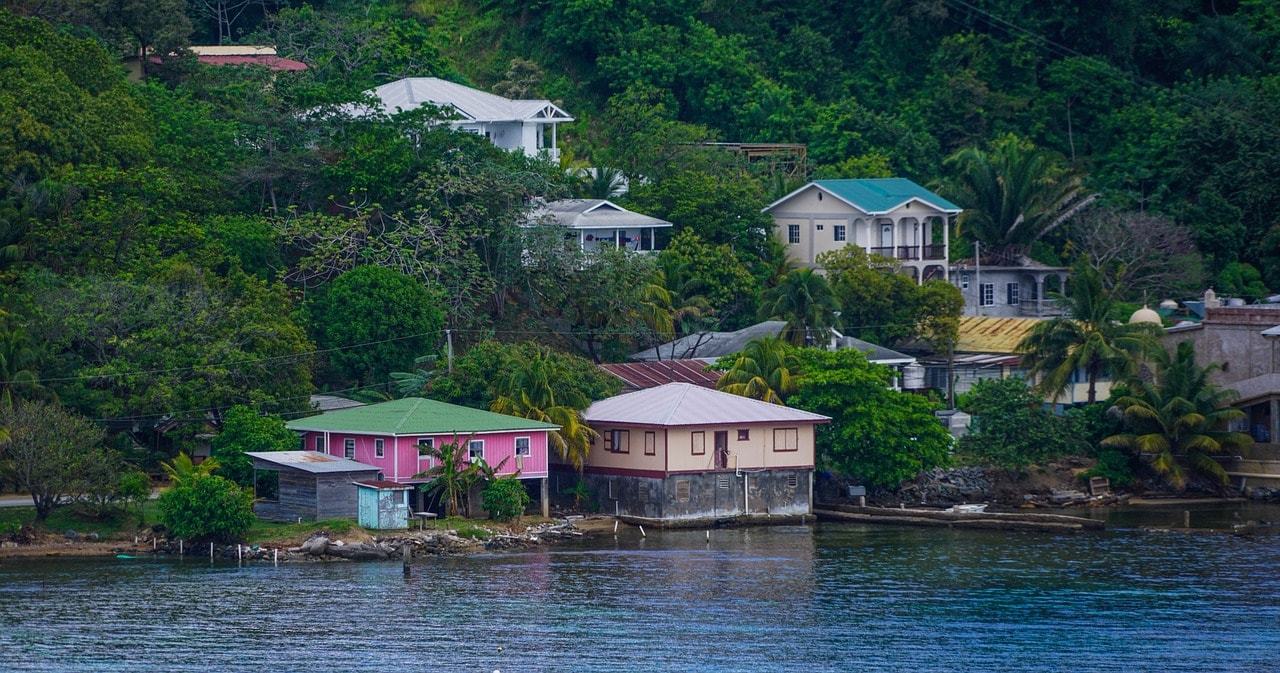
top-left (491, 347), bottom-right (598, 472)
top-left (571, 166), bottom-right (627, 199)
top-left (1017, 261), bottom-right (1160, 404)
top-left (413, 437), bottom-right (478, 518)
top-left (389, 354), bottom-right (439, 397)
top-left (161, 452), bottom-right (221, 488)
top-left (944, 134), bottom-right (1095, 266)
top-left (716, 336), bottom-right (800, 405)
top-left (648, 255), bottom-right (715, 352)
top-left (1102, 342), bottom-right (1252, 490)
top-left (0, 321), bottom-right (49, 409)
top-left (761, 268), bottom-right (841, 347)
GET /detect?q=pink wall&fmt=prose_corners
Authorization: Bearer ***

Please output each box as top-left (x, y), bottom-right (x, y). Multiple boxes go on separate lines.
top-left (301, 430), bottom-right (549, 482)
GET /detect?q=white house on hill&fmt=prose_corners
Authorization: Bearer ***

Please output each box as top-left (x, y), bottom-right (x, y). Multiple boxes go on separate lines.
top-left (764, 178), bottom-right (961, 284)
top-left (345, 77), bottom-right (572, 160)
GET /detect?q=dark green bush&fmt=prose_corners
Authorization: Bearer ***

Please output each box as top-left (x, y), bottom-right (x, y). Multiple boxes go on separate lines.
top-left (157, 475), bottom-right (255, 542)
top-left (481, 477), bottom-right (531, 521)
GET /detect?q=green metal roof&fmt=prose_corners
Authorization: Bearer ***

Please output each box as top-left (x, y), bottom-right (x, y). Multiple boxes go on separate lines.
top-left (285, 397), bottom-right (559, 435)
top-left (810, 178), bottom-right (961, 214)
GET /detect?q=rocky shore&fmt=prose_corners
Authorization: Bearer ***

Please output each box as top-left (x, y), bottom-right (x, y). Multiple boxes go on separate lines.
top-left (0, 520), bottom-right (590, 561)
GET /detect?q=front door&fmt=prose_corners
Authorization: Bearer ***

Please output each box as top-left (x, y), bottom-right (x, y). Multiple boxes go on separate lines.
top-left (714, 431), bottom-right (728, 470)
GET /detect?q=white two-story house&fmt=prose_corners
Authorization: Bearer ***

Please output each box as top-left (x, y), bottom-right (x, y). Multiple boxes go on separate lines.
top-left (764, 178), bottom-right (961, 284)
top-left (346, 77), bottom-right (572, 160)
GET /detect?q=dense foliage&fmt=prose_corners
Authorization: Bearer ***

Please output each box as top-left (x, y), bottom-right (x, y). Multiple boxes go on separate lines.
top-left (958, 378), bottom-right (1087, 470)
top-left (481, 476), bottom-right (531, 521)
top-left (209, 405), bottom-right (297, 491)
top-left (790, 349), bottom-right (952, 489)
top-left (157, 472), bottom-right (255, 542)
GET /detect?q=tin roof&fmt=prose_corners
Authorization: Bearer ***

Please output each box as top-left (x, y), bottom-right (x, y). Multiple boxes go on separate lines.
top-left (954, 316), bottom-right (1042, 354)
top-left (358, 77), bottom-right (573, 123)
top-left (765, 178), bottom-right (961, 214)
top-left (246, 451), bottom-right (379, 474)
top-left (532, 199), bottom-right (672, 230)
top-left (310, 395), bottom-right (367, 412)
top-left (353, 480), bottom-right (413, 490)
top-left (585, 382), bottom-right (830, 427)
top-left (599, 360), bottom-right (721, 390)
top-left (284, 397), bottom-right (559, 435)
top-left (631, 321), bottom-right (788, 361)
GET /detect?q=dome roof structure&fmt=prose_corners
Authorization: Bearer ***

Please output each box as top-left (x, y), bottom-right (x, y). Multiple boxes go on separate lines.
top-left (1129, 305), bottom-right (1162, 325)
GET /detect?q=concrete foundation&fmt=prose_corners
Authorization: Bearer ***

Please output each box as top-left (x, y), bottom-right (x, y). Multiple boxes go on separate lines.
top-left (568, 468), bottom-right (812, 525)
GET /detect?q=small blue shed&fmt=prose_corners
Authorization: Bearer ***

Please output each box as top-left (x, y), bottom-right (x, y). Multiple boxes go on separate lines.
top-left (354, 480), bottom-right (413, 530)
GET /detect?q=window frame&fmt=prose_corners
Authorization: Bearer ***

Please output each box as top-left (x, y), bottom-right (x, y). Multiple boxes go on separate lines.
top-left (979, 283), bottom-right (995, 307)
top-left (1007, 282), bottom-right (1020, 305)
top-left (344, 438), bottom-right (355, 459)
top-left (737, 429), bottom-right (750, 441)
top-left (314, 436), bottom-right (325, 452)
top-left (787, 224), bottom-right (800, 245)
top-left (834, 225), bottom-right (846, 242)
top-left (644, 431), bottom-right (656, 456)
top-left (374, 438), bottom-right (384, 458)
top-left (772, 428), bottom-right (799, 452)
top-left (514, 436), bottom-right (531, 457)
top-left (468, 439), bottom-right (485, 462)
top-left (691, 431), bottom-right (706, 455)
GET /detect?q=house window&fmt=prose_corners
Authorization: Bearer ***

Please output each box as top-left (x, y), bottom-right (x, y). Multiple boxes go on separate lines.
top-left (644, 431), bottom-right (656, 456)
top-left (691, 431), bottom-right (706, 455)
top-left (738, 429), bottom-right (750, 441)
top-left (1007, 283), bottom-right (1020, 305)
top-left (416, 438), bottom-right (434, 452)
top-left (787, 224), bottom-right (800, 245)
top-left (515, 437), bottom-right (531, 456)
top-left (314, 436), bottom-right (325, 452)
top-left (834, 225), bottom-right (846, 242)
top-left (603, 430), bottom-right (613, 452)
top-left (610, 429), bottom-right (630, 453)
top-left (979, 283), bottom-right (994, 307)
top-left (374, 439), bottom-right (384, 458)
top-left (816, 224), bottom-right (824, 231)
top-left (773, 428), bottom-right (799, 452)
top-left (961, 273), bottom-right (970, 290)
top-left (344, 438), bottom-right (355, 459)
top-left (468, 440), bottom-right (484, 462)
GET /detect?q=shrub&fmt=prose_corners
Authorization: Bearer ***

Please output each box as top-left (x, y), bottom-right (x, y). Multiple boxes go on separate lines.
top-left (958, 377), bottom-right (1087, 470)
top-left (1081, 450), bottom-right (1135, 488)
top-left (481, 477), bottom-right (531, 521)
top-left (158, 475), bottom-right (255, 542)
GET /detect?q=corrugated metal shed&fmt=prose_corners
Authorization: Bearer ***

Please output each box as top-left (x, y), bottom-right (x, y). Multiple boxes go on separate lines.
top-left (585, 382), bottom-right (830, 427)
top-left (247, 451), bottom-right (378, 474)
top-left (955, 316), bottom-right (1042, 354)
top-left (599, 360), bottom-right (720, 390)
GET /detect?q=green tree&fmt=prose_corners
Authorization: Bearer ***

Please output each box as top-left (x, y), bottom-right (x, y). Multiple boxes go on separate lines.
top-left (958, 377), bottom-right (1086, 470)
top-left (210, 406), bottom-right (297, 490)
top-left (1102, 342), bottom-right (1252, 490)
top-left (790, 348), bottom-right (952, 489)
top-left (0, 320), bottom-right (48, 409)
top-left (0, 401), bottom-right (114, 522)
top-left (943, 134), bottom-right (1094, 265)
top-left (492, 347), bottom-right (598, 472)
top-left (657, 231), bottom-right (759, 329)
top-left (157, 473), bottom-right (255, 542)
top-left (304, 265), bottom-right (445, 387)
top-left (117, 470), bottom-right (152, 524)
top-left (761, 268), bottom-right (840, 347)
top-left (1017, 260), bottom-right (1160, 404)
top-left (714, 336), bottom-right (800, 404)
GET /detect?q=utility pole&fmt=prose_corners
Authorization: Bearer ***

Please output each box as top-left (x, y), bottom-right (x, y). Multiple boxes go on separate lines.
top-left (445, 329), bottom-right (454, 374)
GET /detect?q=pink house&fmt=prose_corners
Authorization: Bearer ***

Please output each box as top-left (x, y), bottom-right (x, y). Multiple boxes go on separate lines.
top-left (285, 398), bottom-right (560, 515)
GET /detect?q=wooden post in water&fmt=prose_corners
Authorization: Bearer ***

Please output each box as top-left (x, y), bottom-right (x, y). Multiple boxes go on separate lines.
top-left (179, 539), bottom-right (183, 555)
top-left (1184, 511), bottom-right (1191, 528)
top-left (402, 543), bottom-right (411, 577)
top-left (210, 542), bottom-right (214, 561)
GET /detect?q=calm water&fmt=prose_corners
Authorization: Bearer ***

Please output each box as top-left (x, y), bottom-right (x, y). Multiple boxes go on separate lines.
top-left (3, 505), bottom-right (1279, 672)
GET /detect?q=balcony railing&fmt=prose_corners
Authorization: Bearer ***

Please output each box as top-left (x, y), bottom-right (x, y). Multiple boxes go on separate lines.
top-left (870, 245), bottom-right (946, 261)
top-left (1018, 299), bottom-right (1065, 318)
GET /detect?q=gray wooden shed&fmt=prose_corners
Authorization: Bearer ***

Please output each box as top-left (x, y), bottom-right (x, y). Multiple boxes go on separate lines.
top-left (247, 451), bottom-right (379, 523)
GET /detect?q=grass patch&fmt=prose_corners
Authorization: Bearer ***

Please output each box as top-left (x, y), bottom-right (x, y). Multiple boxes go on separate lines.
top-left (442, 517), bottom-right (492, 539)
top-left (244, 518), bottom-right (362, 545)
top-left (0, 502), bottom-right (161, 540)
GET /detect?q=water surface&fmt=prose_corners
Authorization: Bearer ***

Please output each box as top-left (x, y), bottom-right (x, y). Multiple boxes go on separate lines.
top-left (2, 505), bottom-right (1278, 672)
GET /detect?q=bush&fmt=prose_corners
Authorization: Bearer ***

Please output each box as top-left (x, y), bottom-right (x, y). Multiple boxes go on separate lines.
top-left (958, 377), bottom-right (1086, 470)
top-left (1081, 449), bottom-right (1135, 488)
top-left (481, 477), bottom-right (530, 521)
top-left (157, 475), bottom-right (255, 542)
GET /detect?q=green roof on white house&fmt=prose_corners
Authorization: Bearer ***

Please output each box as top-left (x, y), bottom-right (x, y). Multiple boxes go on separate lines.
top-left (284, 397), bottom-right (559, 435)
top-left (765, 178), bottom-right (961, 214)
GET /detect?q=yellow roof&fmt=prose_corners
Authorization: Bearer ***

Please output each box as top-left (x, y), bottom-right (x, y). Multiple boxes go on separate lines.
top-left (955, 316), bottom-right (1042, 354)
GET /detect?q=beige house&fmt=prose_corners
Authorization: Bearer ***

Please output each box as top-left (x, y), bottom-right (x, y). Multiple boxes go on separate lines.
top-left (764, 178), bottom-right (961, 283)
top-left (574, 383), bottom-right (830, 525)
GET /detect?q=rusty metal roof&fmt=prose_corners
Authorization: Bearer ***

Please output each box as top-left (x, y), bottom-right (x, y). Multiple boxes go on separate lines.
top-left (599, 360), bottom-right (720, 390)
top-left (955, 316), bottom-right (1042, 354)
top-left (246, 451), bottom-right (379, 474)
top-left (353, 480), bottom-right (413, 490)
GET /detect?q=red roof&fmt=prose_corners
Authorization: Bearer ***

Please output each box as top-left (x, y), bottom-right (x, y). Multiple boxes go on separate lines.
top-left (599, 360), bottom-right (721, 390)
top-left (197, 55), bottom-right (308, 71)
